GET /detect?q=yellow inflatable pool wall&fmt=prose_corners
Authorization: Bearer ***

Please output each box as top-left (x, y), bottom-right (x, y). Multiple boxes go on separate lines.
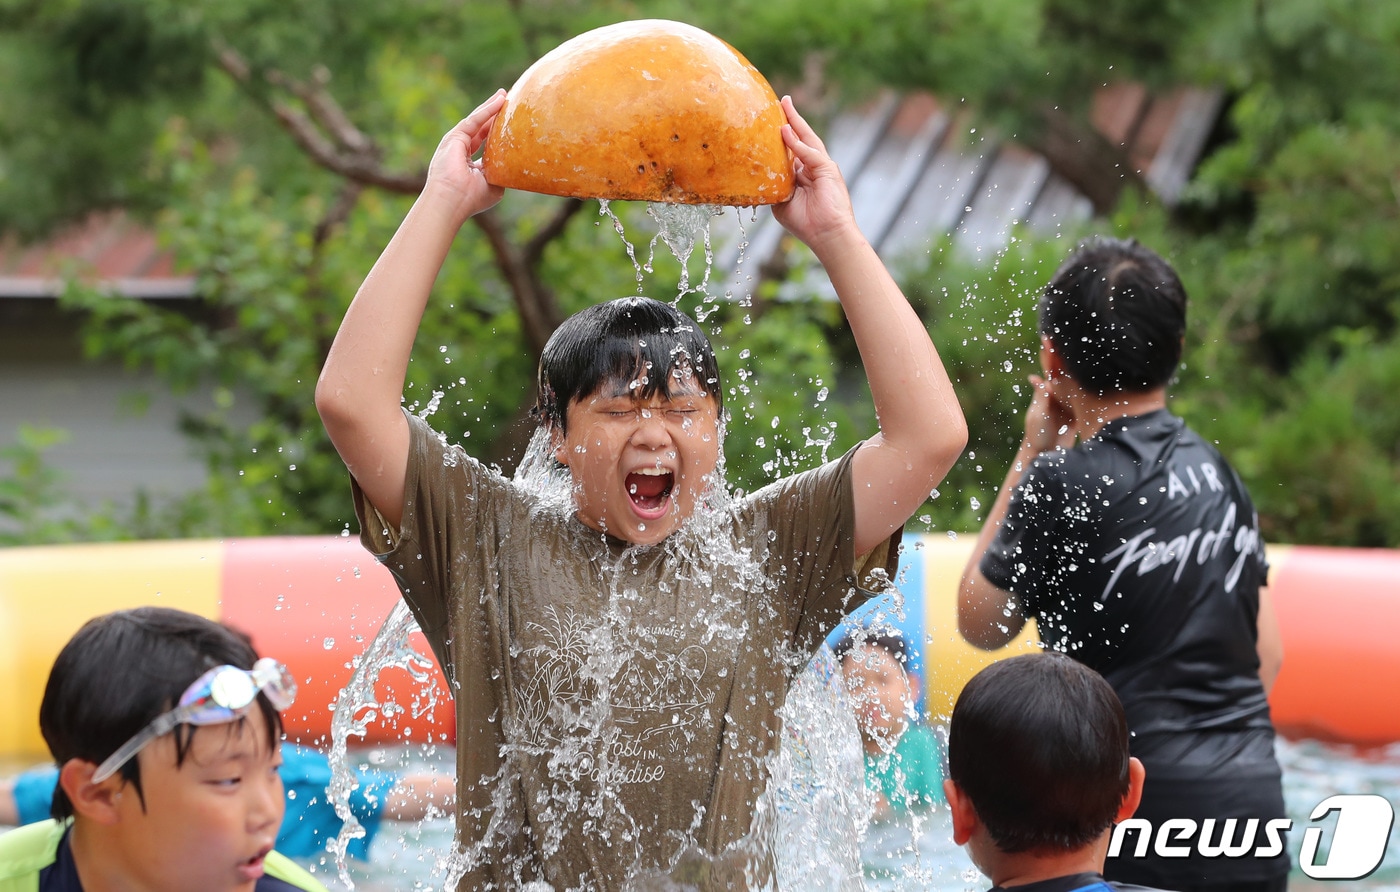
top-left (2, 535), bottom-right (1397, 761)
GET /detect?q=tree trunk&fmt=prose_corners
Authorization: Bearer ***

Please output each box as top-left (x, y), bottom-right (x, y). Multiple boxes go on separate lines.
top-left (1031, 105), bottom-right (1147, 215)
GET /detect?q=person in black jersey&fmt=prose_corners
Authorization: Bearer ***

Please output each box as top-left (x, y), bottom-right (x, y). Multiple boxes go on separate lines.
top-left (957, 237), bottom-right (1288, 892)
top-left (945, 652), bottom-right (1163, 892)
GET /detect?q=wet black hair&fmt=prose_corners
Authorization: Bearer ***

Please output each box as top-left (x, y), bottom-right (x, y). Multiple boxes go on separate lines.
top-left (535, 297), bottom-right (723, 435)
top-left (38, 606), bottom-right (282, 819)
top-left (1038, 236), bottom-right (1187, 396)
top-left (947, 652), bottom-right (1130, 854)
top-left (832, 627), bottom-right (910, 668)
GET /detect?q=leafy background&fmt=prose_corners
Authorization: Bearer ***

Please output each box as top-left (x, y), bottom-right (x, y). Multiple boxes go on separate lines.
top-left (1, 0), bottom-right (1396, 547)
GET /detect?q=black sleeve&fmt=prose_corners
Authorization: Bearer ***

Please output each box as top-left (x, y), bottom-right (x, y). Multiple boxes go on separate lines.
top-left (978, 453), bottom-right (1069, 618)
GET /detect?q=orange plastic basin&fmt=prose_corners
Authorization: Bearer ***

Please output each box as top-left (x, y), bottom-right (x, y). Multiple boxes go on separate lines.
top-left (482, 20), bottom-right (794, 206)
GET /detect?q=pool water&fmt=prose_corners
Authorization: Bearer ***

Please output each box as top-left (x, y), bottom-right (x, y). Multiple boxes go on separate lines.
top-left (308, 737), bottom-right (1399, 891)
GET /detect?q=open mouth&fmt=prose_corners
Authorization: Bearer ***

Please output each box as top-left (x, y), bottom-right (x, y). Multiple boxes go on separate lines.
top-left (626, 468), bottom-right (675, 517)
top-left (237, 846), bottom-right (271, 881)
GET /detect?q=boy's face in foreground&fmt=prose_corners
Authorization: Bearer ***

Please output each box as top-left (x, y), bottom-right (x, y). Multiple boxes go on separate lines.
top-left (554, 367), bottom-right (721, 546)
top-left (108, 706), bottom-right (284, 892)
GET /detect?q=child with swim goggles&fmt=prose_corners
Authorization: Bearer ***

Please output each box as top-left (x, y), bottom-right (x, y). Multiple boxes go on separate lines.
top-left (0, 606), bottom-right (326, 892)
top-left (90, 657), bottom-right (296, 784)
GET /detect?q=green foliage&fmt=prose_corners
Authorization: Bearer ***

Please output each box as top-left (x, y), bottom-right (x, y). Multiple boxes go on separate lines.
top-left (0, 425), bottom-right (142, 544)
top-left (0, 426), bottom-right (77, 544)
top-left (894, 234), bottom-right (1084, 534)
top-left (1223, 338), bottom-right (1400, 547)
top-left (3, 0), bottom-right (1399, 547)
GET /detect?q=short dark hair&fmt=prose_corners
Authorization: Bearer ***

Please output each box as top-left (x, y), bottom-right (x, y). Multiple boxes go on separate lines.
top-left (947, 652), bottom-right (1129, 854)
top-left (1038, 237), bottom-right (1187, 395)
top-left (832, 627), bottom-right (910, 668)
top-left (38, 607), bottom-right (281, 819)
top-left (535, 297), bottom-right (723, 434)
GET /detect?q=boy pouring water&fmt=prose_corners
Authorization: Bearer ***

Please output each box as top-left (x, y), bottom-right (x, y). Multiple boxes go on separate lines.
top-left (315, 90), bottom-right (967, 889)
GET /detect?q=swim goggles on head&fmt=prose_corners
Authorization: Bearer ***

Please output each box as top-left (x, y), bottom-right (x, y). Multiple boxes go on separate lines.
top-left (91, 657), bottom-right (296, 783)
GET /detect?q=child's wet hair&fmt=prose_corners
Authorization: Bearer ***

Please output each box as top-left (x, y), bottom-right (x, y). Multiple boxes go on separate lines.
top-left (1038, 236), bottom-right (1187, 396)
top-left (832, 627), bottom-right (910, 668)
top-left (38, 606), bottom-right (282, 819)
top-left (947, 652), bottom-right (1130, 854)
top-left (535, 297), bottom-right (722, 434)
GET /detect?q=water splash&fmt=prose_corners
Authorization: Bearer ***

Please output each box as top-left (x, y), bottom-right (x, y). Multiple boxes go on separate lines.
top-left (327, 600), bottom-right (445, 888)
top-left (599, 199), bottom-right (735, 307)
top-left (324, 197), bottom-right (879, 889)
top-left (770, 646), bottom-right (872, 890)
top-left (325, 430), bottom-right (880, 890)
top-left (643, 202), bottom-right (723, 300)
top-left (598, 199), bottom-right (646, 293)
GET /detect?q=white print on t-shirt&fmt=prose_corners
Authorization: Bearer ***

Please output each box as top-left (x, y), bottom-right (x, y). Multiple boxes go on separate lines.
top-left (612, 644), bottom-right (710, 741)
top-left (1165, 461), bottom-right (1226, 499)
top-left (1099, 501), bottom-right (1263, 602)
top-left (518, 605), bottom-right (714, 782)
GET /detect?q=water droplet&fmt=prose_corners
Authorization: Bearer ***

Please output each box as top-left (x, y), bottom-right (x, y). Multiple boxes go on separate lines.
top-left (323, 637), bottom-right (335, 650)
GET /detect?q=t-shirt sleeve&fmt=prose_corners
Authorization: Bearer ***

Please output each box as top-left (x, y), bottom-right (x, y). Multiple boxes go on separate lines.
top-left (350, 410), bottom-right (518, 685)
top-left (746, 442), bottom-right (902, 655)
top-left (978, 453), bottom-right (1068, 617)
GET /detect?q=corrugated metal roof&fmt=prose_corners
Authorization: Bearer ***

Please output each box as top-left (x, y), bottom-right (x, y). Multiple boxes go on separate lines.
top-left (712, 84), bottom-right (1222, 298)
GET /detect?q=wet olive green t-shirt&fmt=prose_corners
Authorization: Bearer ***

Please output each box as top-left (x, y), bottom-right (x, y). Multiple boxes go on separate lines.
top-left (354, 412), bottom-right (897, 891)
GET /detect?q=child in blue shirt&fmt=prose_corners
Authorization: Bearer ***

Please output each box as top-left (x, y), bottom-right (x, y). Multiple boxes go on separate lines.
top-left (833, 628), bottom-right (944, 816)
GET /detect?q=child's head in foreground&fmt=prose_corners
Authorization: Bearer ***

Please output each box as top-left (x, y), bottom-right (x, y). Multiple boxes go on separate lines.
top-left (832, 628), bottom-right (920, 754)
top-left (1039, 236), bottom-right (1187, 397)
top-left (39, 606), bottom-right (295, 891)
top-left (944, 652), bottom-right (1143, 878)
top-left (537, 296), bottom-right (725, 545)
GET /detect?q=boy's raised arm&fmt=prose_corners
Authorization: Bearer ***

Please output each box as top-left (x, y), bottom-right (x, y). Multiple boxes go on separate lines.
top-left (772, 97), bottom-right (968, 557)
top-left (315, 91), bottom-right (507, 530)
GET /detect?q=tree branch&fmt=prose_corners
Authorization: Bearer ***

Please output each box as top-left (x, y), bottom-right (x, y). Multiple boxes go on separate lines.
top-left (213, 42), bottom-right (426, 194)
top-left (267, 65), bottom-right (375, 156)
top-left (212, 38), bottom-right (574, 468)
top-left (313, 181), bottom-right (364, 249)
top-left (1032, 105), bottom-right (1146, 215)
top-left (471, 211), bottom-right (562, 356)
top-left (524, 198), bottom-right (586, 266)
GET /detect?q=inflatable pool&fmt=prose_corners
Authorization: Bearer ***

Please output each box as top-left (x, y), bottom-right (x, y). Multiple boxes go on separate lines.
top-left (1, 535), bottom-right (1396, 760)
